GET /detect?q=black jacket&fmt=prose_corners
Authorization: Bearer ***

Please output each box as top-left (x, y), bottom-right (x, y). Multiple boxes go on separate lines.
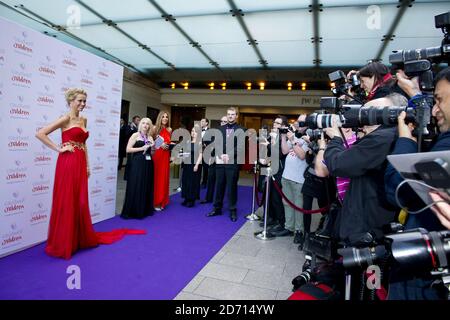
top-left (324, 125), bottom-right (398, 243)
top-left (215, 122), bottom-right (246, 167)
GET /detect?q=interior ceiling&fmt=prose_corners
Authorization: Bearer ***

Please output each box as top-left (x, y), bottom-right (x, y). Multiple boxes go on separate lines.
top-left (1, 0), bottom-right (448, 89)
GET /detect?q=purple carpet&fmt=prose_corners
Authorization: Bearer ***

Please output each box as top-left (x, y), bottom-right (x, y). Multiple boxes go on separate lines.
top-left (0, 186), bottom-right (252, 300)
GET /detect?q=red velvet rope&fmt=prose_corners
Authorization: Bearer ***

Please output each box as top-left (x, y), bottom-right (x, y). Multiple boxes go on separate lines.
top-left (271, 177), bottom-right (330, 214)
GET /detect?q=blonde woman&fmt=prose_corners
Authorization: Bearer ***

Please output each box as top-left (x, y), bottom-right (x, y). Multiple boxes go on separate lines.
top-left (121, 118), bottom-right (155, 219)
top-left (36, 88), bottom-right (145, 259)
top-left (152, 111), bottom-right (172, 211)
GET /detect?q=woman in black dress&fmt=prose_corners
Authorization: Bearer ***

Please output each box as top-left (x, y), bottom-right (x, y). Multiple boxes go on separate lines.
top-left (121, 118), bottom-right (155, 219)
top-left (181, 125), bottom-right (203, 208)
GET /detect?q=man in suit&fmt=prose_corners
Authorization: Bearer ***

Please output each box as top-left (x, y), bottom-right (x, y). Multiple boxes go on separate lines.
top-left (200, 118), bottom-right (210, 188)
top-left (126, 115), bottom-right (140, 138)
top-left (123, 115), bottom-right (140, 180)
top-left (118, 117), bottom-right (127, 170)
top-left (207, 109), bottom-right (246, 222)
top-left (201, 116), bottom-right (228, 204)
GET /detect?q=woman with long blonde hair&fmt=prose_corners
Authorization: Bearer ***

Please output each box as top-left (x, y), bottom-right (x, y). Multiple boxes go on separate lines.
top-left (36, 88), bottom-right (145, 259)
top-left (152, 111), bottom-right (172, 211)
top-left (121, 118), bottom-right (155, 219)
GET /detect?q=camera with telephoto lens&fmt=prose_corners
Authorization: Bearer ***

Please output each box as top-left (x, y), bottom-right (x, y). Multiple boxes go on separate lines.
top-left (338, 223), bottom-right (450, 274)
top-left (298, 97), bottom-right (434, 139)
top-left (389, 12), bottom-right (450, 92)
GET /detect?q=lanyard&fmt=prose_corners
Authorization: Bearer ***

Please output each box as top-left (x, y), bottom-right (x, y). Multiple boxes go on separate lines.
top-left (141, 133), bottom-right (149, 145)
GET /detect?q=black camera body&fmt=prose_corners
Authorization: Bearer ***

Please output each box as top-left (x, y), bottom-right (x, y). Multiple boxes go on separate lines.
top-left (298, 97), bottom-right (434, 136)
top-left (278, 127), bottom-right (290, 134)
top-left (389, 12), bottom-right (450, 92)
top-left (279, 126), bottom-right (303, 138)
top-left (329, 70), bottom-right (366, 103)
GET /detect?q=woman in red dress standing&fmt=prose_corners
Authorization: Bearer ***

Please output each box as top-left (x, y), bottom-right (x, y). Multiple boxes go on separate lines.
top-left (36, 88), bottom-right (144, 259)
top-left (152, 111), bottom-right (172, 211)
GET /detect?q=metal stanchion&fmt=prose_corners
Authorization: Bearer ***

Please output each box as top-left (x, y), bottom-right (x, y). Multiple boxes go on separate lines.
top-left (345, 273), bottom-right (352, 300)
top-left (173, 148), bottom-right (189, 192)
top-left (245, 161), bottom-right (260, 221)
top-left (255, 166), bottom-right (274, 241)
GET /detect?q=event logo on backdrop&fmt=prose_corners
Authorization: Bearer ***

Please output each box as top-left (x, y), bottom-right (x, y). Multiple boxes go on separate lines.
top-left (11, 62), bottom-right (32, 88)
top-left (30, 202), bottom-right (49, 225)
top-left (9, 95), bottom-right (31, 120)
top-left (1, 223), bottom-right (24, 251)
top-left (0, 17), bottom-right (124, 258)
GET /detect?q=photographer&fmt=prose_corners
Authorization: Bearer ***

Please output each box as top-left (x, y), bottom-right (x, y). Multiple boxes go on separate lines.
top-left (350, 61), bottom-right (404, 102)
top-left (259, 116), bottom-right (288, 236)
top-left (385, 67), bottom-right (450, 231)
top-left (323, 93), bottom-right (407, 245)
top-left (313, 128), bottom-right (357, 237)
top-left (383, 68), bottom-right (450, 300)
top-left (301, 129), bottom-right (336, 242)
top-left (278, 116), bottom-right (310, 243)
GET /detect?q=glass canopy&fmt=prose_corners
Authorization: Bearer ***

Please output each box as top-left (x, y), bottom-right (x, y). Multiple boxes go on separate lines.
top-left (0, 0), bottom-right (448, 73)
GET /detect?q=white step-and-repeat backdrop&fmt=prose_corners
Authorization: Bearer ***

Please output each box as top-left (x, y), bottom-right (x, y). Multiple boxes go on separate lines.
top-left (0, 17), bottom-right (124, 257)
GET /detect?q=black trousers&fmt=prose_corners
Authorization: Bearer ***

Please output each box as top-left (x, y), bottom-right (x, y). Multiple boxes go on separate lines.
top-left (267, 176), bottom-right (285, 227)
top-left (201, 162), bottom-right (209, 186)
top-left (205, 163), bottom-right (216, 202)
top-left (302, 194), bottom-right (329, 233)
top-left (118, 156), bottom-right (125, 170)
top-left (214, 165), bottom-right (239, 211)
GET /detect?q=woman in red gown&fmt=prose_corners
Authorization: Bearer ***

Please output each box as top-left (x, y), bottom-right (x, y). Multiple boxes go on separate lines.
top-left (152, 111), bottom-right (172, 211)
top-left (36, 88), bottom-right (144, 259)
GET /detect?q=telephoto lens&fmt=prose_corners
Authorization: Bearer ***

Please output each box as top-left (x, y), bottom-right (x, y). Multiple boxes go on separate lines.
top-left (338, 245), bottom-right (387, 270)
top-left (292, 258), bottom-right (313, 290)
top-left (387, 229), bottom-right (450, 271)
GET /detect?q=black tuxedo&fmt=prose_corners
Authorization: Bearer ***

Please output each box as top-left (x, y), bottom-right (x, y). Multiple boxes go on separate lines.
top-left (118, 124), bottom-right (128, 169)
top-left (123, 123), bottom-right (138, 180)
top-left (213, 122), bottom-right (246, 212)
top-left (201, 128), bottom-right (210, 187)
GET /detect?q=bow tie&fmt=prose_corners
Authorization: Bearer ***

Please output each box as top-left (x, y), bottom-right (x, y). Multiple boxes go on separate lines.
top-left (202, 129), bottom-right (207, 131)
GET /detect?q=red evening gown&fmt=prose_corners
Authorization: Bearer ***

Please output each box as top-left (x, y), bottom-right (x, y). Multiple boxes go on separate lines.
top-left (45, 127), bottom-right (145, 259)
top-left (153, 127), bottom-right (171, 209)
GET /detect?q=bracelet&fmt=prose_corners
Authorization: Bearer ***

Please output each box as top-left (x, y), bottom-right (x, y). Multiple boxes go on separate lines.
top-left (318, 148), bottom-right (325, 151)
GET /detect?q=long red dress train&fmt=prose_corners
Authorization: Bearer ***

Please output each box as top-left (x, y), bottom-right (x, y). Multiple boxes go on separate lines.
top-left (153, 127), bottom-right (171, 208)
top-left (45, 127), bottom-right (145, 259)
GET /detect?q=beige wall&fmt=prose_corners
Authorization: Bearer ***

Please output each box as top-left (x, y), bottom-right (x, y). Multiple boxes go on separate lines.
top-left (121, 70), bottom-right (170, 122)
top-left (160, 88), bottom-right (331, 109)
top-left (121, 71), bottom-right (332, 122)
